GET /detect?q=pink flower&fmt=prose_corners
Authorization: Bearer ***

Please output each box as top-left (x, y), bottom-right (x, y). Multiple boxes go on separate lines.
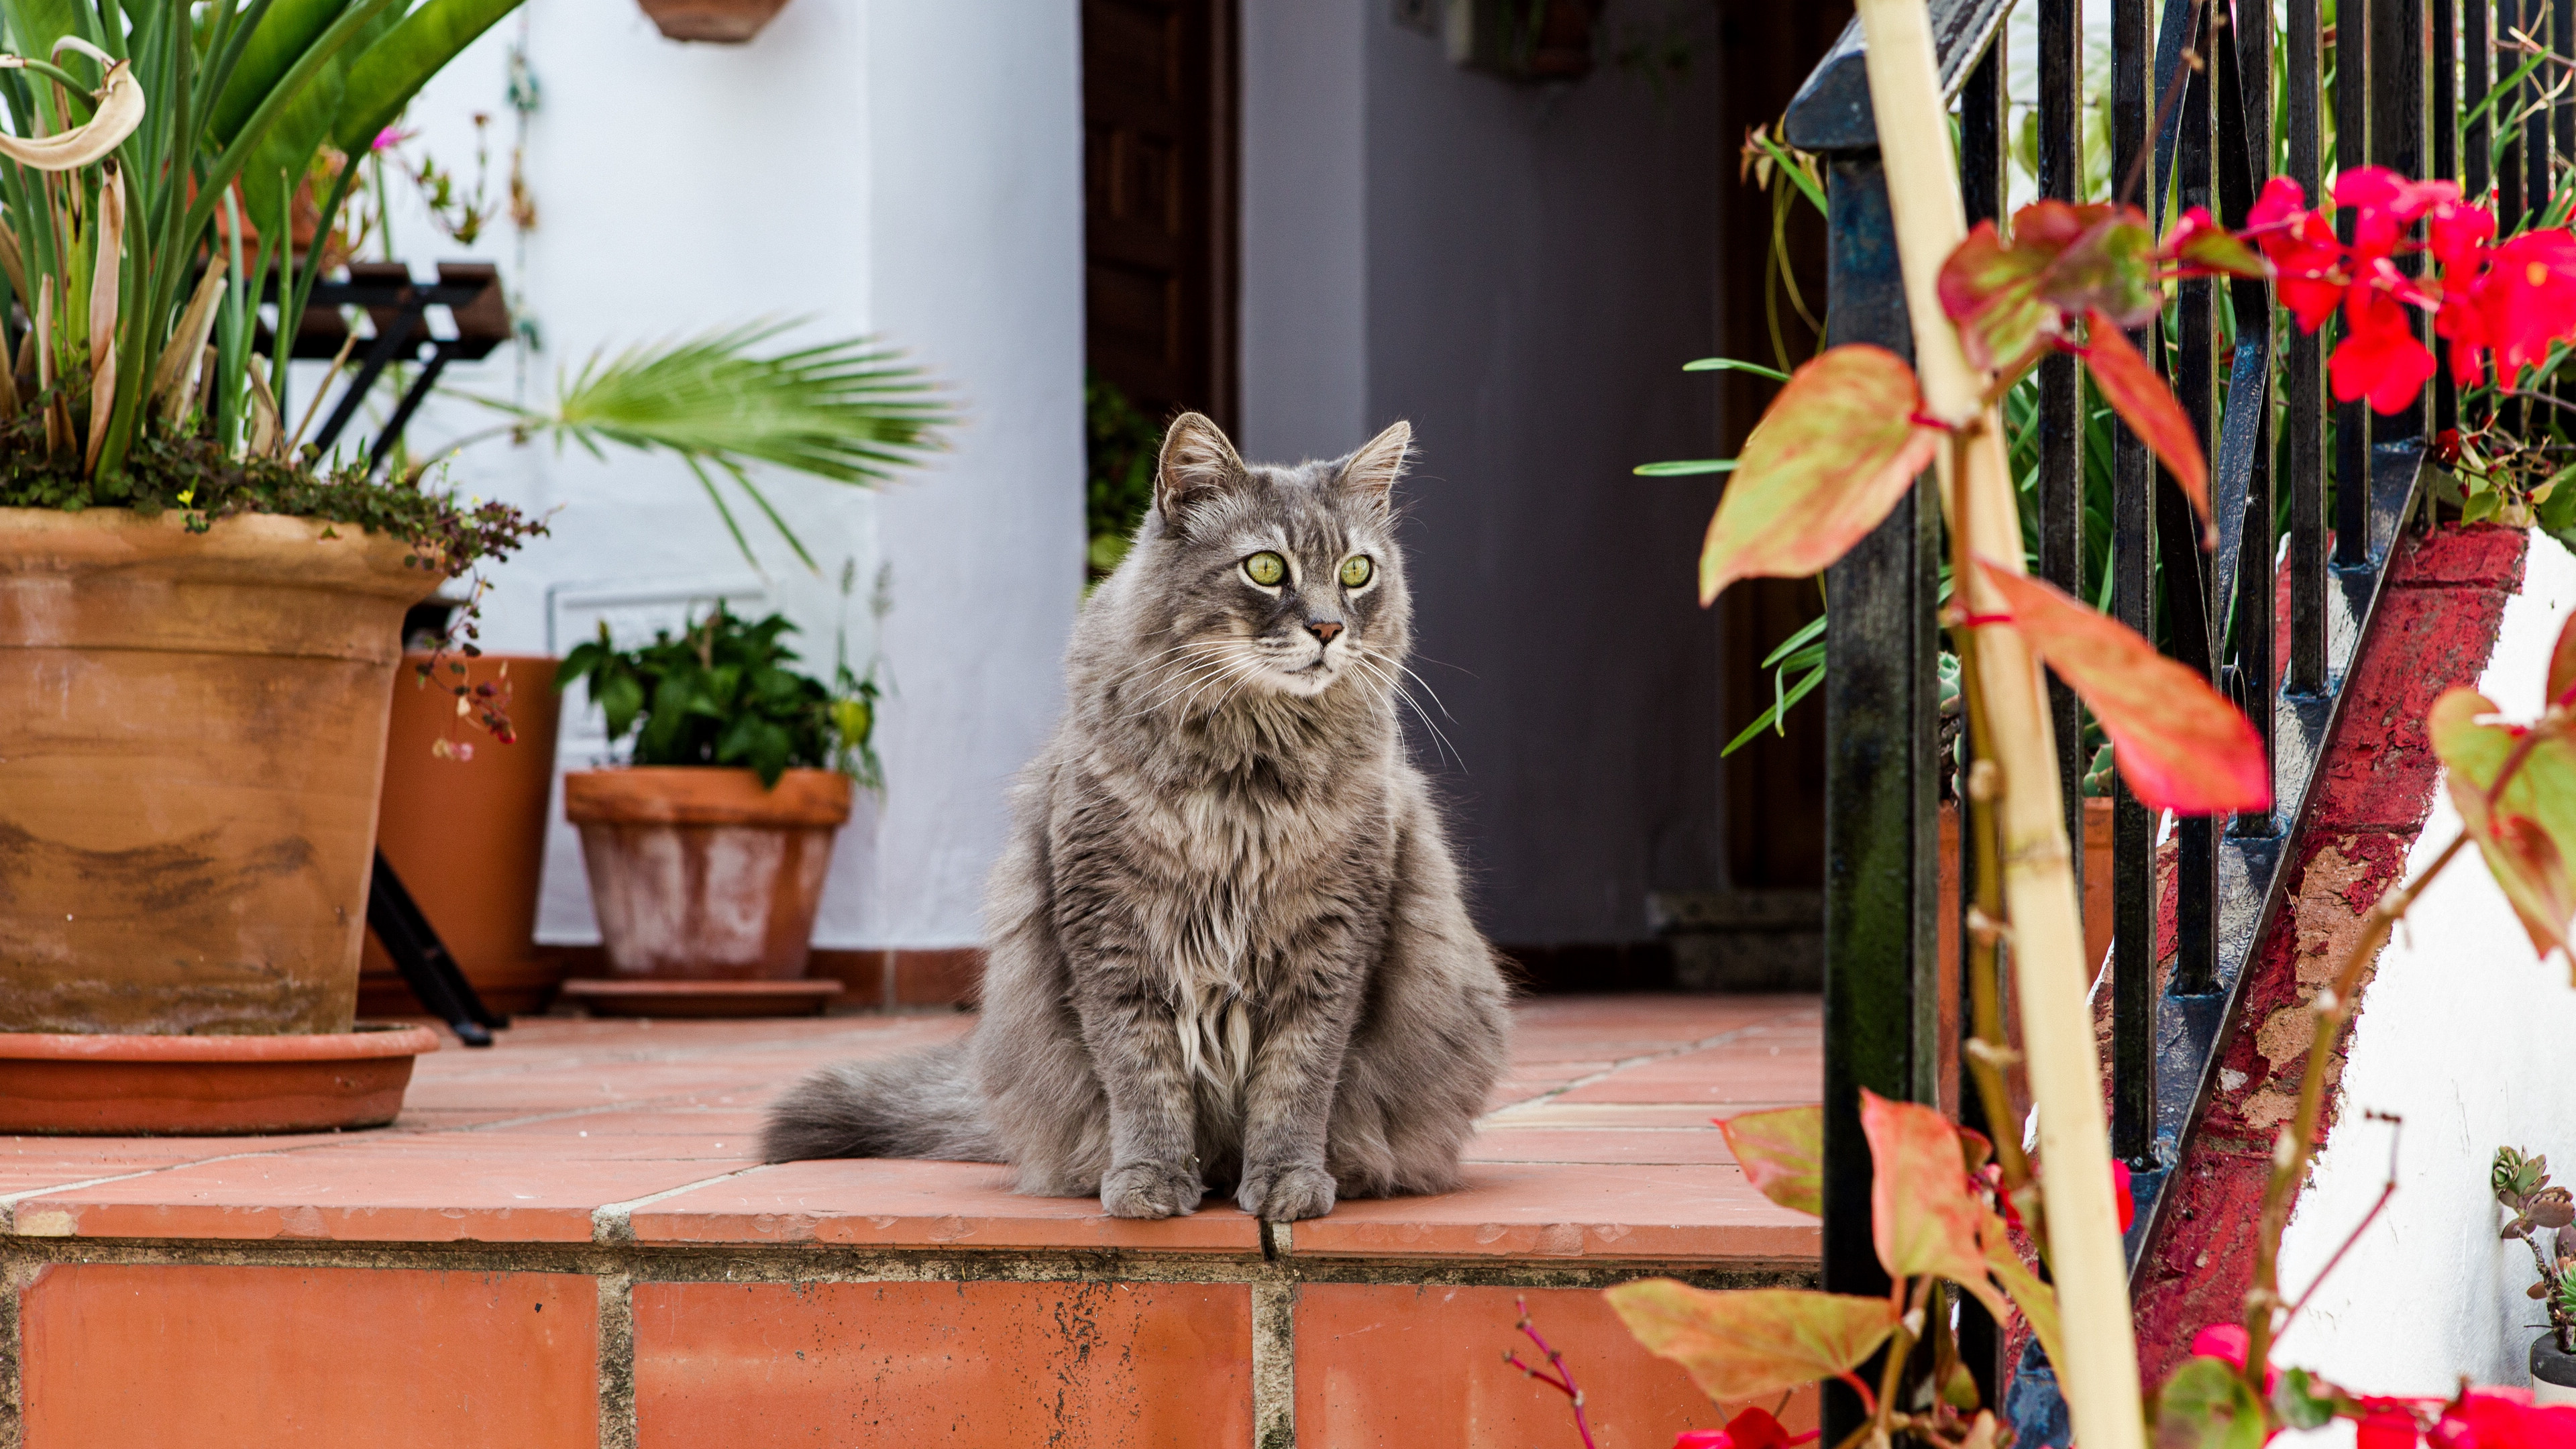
top-left (2336, 166), bottom-right (2463, 256)
top-left (370, 125), bottom-right (416, 153)
top-left (2430, 1389), bottom-right (2576, 1449)
top-left (2246, 178), bottom-right (2348, 331)
top-left (1675, 1408), bottom-right (1808, 1449)
top-left (2184, 1322), bottom-right (2281, 1394)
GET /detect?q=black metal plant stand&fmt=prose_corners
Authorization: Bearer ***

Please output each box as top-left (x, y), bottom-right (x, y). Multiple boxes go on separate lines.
top-left (278, 261), bottom-right (519, 1044)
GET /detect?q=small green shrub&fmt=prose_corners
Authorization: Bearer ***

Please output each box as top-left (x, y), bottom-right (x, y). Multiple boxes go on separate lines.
top-left (556, 604), bottom-right (880, 790)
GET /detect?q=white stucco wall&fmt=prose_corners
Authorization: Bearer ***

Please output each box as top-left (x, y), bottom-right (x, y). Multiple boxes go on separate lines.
top-left (365, 1), bottom-right (1082, 950)
top-left (2273, 531), bottom-right (2576, 1401)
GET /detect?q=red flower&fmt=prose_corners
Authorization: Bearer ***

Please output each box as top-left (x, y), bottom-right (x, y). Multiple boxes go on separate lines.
top-left (2429, 197), bottom-right (2498, 271)
top-left (2332, 289), bottom-right (2439, 413)
top-left (2335, 166), bottom-right (2461, 257)
top-left (1675, 1409), bottom-right (1811, 1449)
top-left (2471, 231), bottom-right (2576, 378)
top-left (2184, 1323), bottom-right (2282, 1393)
top-left (2247, 178), bottom-right (2348, 331)
top-left (2114, 1158), bottom-right (2135, 1232)
top-left (2430, 1389), bottom-right (2576, 1449)
top-left (2359, 1407), bottom-right (2426, 1449)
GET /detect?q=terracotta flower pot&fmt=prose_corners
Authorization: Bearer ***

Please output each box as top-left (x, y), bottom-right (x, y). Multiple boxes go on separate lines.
top-left (637, 0), bottom-right (790, 44)
top-left (564, 767), bottom-right (851, 979)
top-left (0, 508), bottom-right (439, 1036)
top-left (358, 653), bottom-right (567, 1016)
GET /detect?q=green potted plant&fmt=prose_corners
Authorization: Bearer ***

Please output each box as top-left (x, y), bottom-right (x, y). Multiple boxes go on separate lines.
top-left (553, 602), bottom-right (879, 1018)
top-left (0, 0), bottom-right (543, 1133)
top-left (2496, 1148), bottom-right (2576, 1405)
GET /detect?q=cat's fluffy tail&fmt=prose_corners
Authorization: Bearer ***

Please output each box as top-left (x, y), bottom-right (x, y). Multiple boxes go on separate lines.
top-left (759, 1039), bottom-right (1003, 1164)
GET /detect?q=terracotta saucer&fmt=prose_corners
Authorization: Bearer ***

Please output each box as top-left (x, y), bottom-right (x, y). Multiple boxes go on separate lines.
top-left (559, 978), bottom-right (844, 1019)
top-left (0, 1023), bottom-right (441, 1136)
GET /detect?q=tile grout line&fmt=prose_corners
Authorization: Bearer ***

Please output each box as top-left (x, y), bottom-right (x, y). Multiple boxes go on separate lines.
top-left (597, 1267), bottom-right (636, 1449)
top-left (1251, 1278), bottom-right (1295, 1449)
top-left (1472, 1010), bottom-right (1819, 1130)
top-left (590, 1164), bottom-right (777, 1245)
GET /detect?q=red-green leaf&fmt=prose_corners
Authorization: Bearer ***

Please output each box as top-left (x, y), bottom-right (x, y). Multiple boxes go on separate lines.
top-left (1862, 1089), bottom-right (1988, 1286)
top-left (2171, 226), bottom-right (2270, 280)
top-left (2032, 205), bottom-right (2160, 325)
top-left (2430, 688), bottom-right (2576, 970)
top-left (1607, 1281), bottom-right (1899, 1403)
top-left (2155, 1356), bottom-right (2271, 1449)
top-left (2548, 611), bottom-right (2576, 709)
top-left (1699, 345), bottom-right (1941, 604)
top-left (1976, 561), bottom-right (2272, 816)
top-left (2081, 311), bottom-right (2211, 532)
top-left (1718, 1106), bottom-right (1823, 1217)
top-left (1935, 202), bottom-right (2161, 375)
top-left (1938, 219), bottom-right (2061, 374)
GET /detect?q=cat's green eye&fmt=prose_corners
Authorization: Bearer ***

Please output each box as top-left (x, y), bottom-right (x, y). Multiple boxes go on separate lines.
top-left (1339, 555), bottom-right (1374, 588)
top-left (1243, 551), bottom-right (1287, 586)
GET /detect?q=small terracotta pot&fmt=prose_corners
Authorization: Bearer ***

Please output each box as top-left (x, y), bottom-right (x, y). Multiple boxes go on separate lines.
top-left (0, 508), bottom-right (439, 1035)
top-left (638, 0), bottom-right (790, 44)
top-left (0, 1024), bottom-right (439, 1134)
top-left (564, 768), bottom-right (851, 979)
top-left (358, 653), bottom-right (566, 1016)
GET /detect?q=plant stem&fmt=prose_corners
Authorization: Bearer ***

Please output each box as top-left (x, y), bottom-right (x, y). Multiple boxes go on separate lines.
top-left (1853, 3), bottom-right (2144, 1445)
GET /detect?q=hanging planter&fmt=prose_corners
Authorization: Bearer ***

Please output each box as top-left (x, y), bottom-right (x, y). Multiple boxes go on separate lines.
top-left (638, 0), bottom-right (792, 44)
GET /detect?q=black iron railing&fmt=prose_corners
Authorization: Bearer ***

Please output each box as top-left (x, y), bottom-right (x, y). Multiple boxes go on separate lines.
top-left (1780, 0), bottom-right (2534, 1439)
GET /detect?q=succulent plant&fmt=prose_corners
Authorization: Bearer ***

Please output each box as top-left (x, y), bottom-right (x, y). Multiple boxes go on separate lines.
top-left (2495, 1146), bottom-right (2576, 1352)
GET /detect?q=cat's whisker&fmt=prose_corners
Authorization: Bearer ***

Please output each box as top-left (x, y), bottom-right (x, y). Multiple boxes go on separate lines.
top-left (1124, 641), bottom-right (1250, 716)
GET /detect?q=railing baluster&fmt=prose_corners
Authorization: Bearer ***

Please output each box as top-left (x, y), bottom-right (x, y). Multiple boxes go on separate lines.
top-left (2437, 0), bottom-right (2462, 435)
top-left (2222, 0), bottom-right (2278, 840)
top-left (2376, 0), bottom-right (2430, 445)
top-left (2555, 0), bottom-right (2573, 203)
top-left (2504, 0), bottom-right (2528, 224)
top-left (2038, 0), bottom-right (2087, 924)
top-left (2470, 0), bottom-right (2493, 205)
top-left (2167, 0), bottom-right (2221, 998)
top-left (2111, 0), bottom-right (2160, 1168)
top-left (2335, 0), bottom-right (2372, 566)
top-left (2289, 0), bottom-right (2329, 696)
top-left (2526, 0), bottom-right (2553, 221)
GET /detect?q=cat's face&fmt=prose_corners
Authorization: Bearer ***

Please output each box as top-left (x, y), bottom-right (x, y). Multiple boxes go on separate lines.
top-left (1134, 414), bottom-right (1411, 703)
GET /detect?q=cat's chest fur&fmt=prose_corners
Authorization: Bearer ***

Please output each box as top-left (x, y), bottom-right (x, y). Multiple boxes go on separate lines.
top-left (1051, 744), bottom-right (1397, 1086)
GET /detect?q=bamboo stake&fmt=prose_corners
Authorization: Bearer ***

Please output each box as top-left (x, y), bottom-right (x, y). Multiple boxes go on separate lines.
top-left (1847, 3), bottom-right (2149, 1447)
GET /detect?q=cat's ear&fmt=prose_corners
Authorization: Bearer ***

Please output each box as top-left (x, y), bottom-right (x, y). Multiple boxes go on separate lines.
top-left (1155, 413), bottom-right (1248, 531)
top-left (1336, 421), bottom-right (1411, 511)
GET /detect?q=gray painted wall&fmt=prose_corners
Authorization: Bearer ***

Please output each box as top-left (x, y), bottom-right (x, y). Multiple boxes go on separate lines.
top-left (1242, 1), bottom-right (1730, 947)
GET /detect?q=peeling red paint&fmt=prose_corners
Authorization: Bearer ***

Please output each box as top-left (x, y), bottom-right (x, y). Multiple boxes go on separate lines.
top-left (2129, 524), bottom-right (2528, 1390)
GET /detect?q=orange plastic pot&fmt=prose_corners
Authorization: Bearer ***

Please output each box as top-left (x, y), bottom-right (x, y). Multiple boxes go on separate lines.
top-left (564, 767), bottom-right (851, 979)
top-left (358, 654), bottom-right (566, 1016)
top-left (0, 508), bottom-right (440, 1036)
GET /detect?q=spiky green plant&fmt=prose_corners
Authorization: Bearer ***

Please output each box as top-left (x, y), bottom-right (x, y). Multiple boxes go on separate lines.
top-left (447, 321), bottom-right (955, 569)
top-left (0, 0), bottom-right (525, 487)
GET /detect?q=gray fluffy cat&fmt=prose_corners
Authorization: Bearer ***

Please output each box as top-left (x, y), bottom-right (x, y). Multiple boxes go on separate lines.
top-left (759, 413), bottom-right (1510, 1221)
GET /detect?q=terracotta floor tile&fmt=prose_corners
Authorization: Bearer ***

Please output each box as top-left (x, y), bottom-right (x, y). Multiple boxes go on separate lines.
top-left (9, 1152), bottom-right (738, 1242)
top-left (627, 1158), bottom-right (1263, 1252)
top-left (19, 1263), bottom-right (596, 1449)
top-left (1288, 1163), bottom-right (1816, 1263)
top-left (1295, 1283), bottom-right (1817, 1449)
top-left (1558, 1042), bottom-right (1822, 1104)
top-left (1483, 1102), bottom-right (1805, 1128)
top-left (633, 1279), bottom-right (1250, 1448)
top-left (1465, 1128), bottom-right (1737, 1165)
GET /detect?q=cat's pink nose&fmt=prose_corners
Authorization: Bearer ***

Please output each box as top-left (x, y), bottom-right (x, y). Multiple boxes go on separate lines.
top-left (1306, 620), bottom-right (1344, 645)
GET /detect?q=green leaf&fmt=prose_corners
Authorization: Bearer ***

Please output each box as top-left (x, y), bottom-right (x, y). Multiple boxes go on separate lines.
top-left (1634, 459), bottom-right (1737, 476)
top-left (2154, 1356), bottom-right (2269, 1449)
top-left (1682, 356), bottom-right (1791, 381)
top-left (332, 0), bottom-right (525, 154)
top-left (1717, 1106), bottom-right (1822, 1216)
top-left (1607, 1281), bottom-right (1898, 1404)
top-left (238, 52), bottom-right (346, 245)
top-left (1698, 344), bottom-right (1939, 605)
top-left (1935, 201), bottom-right (2159, 376)
top-left (208, 0), bottom-right (352, 144)
top-left (2271, 1368), bottom-right (2337, 1432)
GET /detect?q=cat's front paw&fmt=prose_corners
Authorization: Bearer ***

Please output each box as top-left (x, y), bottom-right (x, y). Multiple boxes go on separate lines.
top-left (1236, 1161), bottom-right (1338, 1221)
top-left (1101, 1160), bottom-right (1205, 1219)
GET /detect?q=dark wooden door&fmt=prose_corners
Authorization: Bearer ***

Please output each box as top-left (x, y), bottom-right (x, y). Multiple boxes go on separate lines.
top-left (1081, 0), bottom-right (1238, 429)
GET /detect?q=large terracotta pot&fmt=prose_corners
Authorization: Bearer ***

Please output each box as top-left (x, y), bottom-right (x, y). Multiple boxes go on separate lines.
top-left (358, 653), bottom-right (566, 1016)
top-left (564, 767), bottom-right (851, 979)
top-left (0, 509), bottom-right (439, 1036)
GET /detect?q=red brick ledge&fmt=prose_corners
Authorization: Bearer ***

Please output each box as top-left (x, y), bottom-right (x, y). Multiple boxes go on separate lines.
top-left (2129, 524), bottom-right (2530, 1385)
